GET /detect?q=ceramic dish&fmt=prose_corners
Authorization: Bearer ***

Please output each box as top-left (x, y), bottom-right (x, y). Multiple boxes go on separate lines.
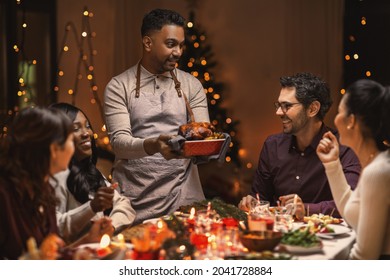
top-left (316, 224), bottom-right (351, 237)
top-left (183, 139), bottom-right (225, 156)
top-left (280, 243), bottom-right (323, 254)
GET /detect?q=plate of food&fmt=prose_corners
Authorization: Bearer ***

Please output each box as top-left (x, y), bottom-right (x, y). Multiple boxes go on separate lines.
top-left (72, 242), bottom-right (132, 260)
top-left (303, 213), bottom-right (343, 225)
top-left (280, 243), bottom-right (323, 254)
top-left (316, 224), bottom-right (351, 237)
top-left (279, 228), bottom-right (323, 254)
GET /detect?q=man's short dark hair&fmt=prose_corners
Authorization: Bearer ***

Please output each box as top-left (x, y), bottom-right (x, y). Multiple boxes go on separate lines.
top-left (280, 72), bottom-right (332, 120)
top-left (141, 9), bottom-right (185, 37)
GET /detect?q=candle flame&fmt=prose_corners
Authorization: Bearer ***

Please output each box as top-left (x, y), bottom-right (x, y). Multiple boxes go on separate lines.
top-left (99, 234), bottom-right (111, 248)
top-left (189, 207), bottom-right (196, 219)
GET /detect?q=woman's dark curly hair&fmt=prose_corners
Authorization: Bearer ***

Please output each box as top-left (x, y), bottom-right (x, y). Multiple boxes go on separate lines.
top-left (49, 103), bottom-right (106, 204)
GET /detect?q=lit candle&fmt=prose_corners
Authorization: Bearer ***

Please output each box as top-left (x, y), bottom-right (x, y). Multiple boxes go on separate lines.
top-left (186, 207), bottom-right (196, 232)
top-left (96, 234), bottom-right (112, 257)
top-left (189, 207), bottom-right (196, 220)
top-left (117, 233), bottom-right (125, 249)
top-left (99, 234), bottom-right (111, 247)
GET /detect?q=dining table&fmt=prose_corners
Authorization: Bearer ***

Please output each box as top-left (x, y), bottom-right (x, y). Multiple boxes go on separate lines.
top-left (286, 222), bottom-right (356, 260)
top-left (119, 211), bottom-right (356, 261)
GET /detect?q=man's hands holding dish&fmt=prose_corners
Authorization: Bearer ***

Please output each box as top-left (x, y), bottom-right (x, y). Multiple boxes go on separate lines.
top-left (144, 134), bottom-right (184, 160)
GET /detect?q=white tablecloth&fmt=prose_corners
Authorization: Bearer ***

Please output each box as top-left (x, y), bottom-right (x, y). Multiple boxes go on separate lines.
top-left (288, 222), bottom-right (356, 260)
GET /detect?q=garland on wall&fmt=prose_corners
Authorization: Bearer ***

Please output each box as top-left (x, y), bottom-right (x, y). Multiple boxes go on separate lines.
top-left (55, 6), bottom-right (111, 152)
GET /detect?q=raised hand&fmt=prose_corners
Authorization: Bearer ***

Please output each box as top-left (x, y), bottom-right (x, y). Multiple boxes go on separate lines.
top-left (316, 131), bottom-right (340, 163)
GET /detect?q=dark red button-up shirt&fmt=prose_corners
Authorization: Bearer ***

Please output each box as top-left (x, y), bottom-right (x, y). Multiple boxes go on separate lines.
top-left (251, 124), bottom-right (361, 218)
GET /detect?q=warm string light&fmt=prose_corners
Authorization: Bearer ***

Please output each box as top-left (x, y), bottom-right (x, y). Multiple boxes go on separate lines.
top-left (344, 7), bottom-right (371, 93)
top-left (11, 2), bottom-right (38, 108)
top-left (56, 7), bottom-right (107, 145)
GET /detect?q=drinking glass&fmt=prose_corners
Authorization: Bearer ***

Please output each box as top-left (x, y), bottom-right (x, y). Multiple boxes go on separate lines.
top-left (274, 213), bottom-right (293, 232)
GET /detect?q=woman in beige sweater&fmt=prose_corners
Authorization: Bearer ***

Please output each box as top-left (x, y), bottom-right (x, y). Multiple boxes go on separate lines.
top-left (317, 79), bottom-right (390, 259)
top-left (50, 103), bottom-right (136, 242)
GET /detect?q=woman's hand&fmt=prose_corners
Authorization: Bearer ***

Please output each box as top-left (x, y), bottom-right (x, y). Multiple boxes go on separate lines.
top-left (316, 131), bottom-right (340, 163)
top-left (86, 217), bottom-right (114, 243)
top-left (90, 187), bottom-right (114, 213)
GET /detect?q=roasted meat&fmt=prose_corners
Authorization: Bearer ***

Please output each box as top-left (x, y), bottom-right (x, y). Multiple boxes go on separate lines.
top-left (178, 122), bottom-right (216, 140)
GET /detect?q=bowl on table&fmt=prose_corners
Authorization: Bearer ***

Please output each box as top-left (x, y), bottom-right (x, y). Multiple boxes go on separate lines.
top-left (239, 230), bottom-right (283, 252)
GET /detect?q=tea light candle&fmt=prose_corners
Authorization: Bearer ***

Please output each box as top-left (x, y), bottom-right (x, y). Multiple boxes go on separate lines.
top-left (186, 207), bottom-right (196, 232)
top-left (96, 234), bottom-right (112, 257)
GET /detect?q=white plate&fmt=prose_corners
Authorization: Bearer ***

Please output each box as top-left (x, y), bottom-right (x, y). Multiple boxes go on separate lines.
top-left (77, 242), bottom-right (133, 250)
top-left (142, 218), bottom-right (161, 224)
top-left (316, 224), bottom-right (351, 237)
top-left (281, 243), bottom-right (323, 254)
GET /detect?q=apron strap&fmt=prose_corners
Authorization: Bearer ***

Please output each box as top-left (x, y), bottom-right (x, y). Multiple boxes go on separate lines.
top-left (170, 70), bottom-right (195, 123)
top-left (135, 62), bottom-right (141, 98)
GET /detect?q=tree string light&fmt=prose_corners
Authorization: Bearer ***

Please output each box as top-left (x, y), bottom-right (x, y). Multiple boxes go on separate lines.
top-left (178, 7), bottom-right (242, 167)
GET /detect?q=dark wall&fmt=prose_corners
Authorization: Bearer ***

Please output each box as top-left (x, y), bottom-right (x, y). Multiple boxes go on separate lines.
top-left (344, 0), bottom-right (390, 86)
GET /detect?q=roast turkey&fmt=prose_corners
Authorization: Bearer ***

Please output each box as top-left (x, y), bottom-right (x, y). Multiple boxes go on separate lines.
top-left (178, 122), bottom-right (216, 140)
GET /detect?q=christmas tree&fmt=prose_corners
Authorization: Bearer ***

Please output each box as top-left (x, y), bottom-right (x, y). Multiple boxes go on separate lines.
top-left (178, 10), bottom-right (241, 167)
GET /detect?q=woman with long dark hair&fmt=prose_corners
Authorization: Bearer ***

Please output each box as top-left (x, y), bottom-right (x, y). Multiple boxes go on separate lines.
top-left (0, 107), bottom-right (113, 259)
top-left (50, 103), bottom-right (135, 242)
top-left (317, 79), bottom-right (390, 259)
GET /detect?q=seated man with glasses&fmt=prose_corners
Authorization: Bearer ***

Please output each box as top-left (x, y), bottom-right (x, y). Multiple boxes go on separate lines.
top-left (239, 72), bottom-right (361, 219)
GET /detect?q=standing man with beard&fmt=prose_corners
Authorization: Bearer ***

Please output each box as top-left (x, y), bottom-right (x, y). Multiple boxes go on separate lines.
top-left (239, 73), bottom-right (361, 219)
top-left (104, 9), bottom-right (210, 224)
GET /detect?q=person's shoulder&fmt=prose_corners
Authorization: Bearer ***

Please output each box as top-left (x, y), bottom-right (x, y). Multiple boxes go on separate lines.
top-left (108, 65), bottom-right (137, 84)
top-left (51, 169), bottom-right (70, 189)
top-left (366, 150), bottom-right (390, 174)
top-left (264, 133), bottom-right (288, 143)
top-left (175, 68), bottom-right (201, 84)
top-left (361, 151), bottom-right (390, 191)
top-left (53, 169), bottom-right (70, 180)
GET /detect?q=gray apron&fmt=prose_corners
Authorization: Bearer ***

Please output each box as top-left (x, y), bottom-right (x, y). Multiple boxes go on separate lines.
top-left (113, 65), bottom-right (205, 224)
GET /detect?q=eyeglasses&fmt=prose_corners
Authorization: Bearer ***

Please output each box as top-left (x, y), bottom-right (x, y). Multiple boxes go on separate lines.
top-left (274, 102), bottom-right (301, 113)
